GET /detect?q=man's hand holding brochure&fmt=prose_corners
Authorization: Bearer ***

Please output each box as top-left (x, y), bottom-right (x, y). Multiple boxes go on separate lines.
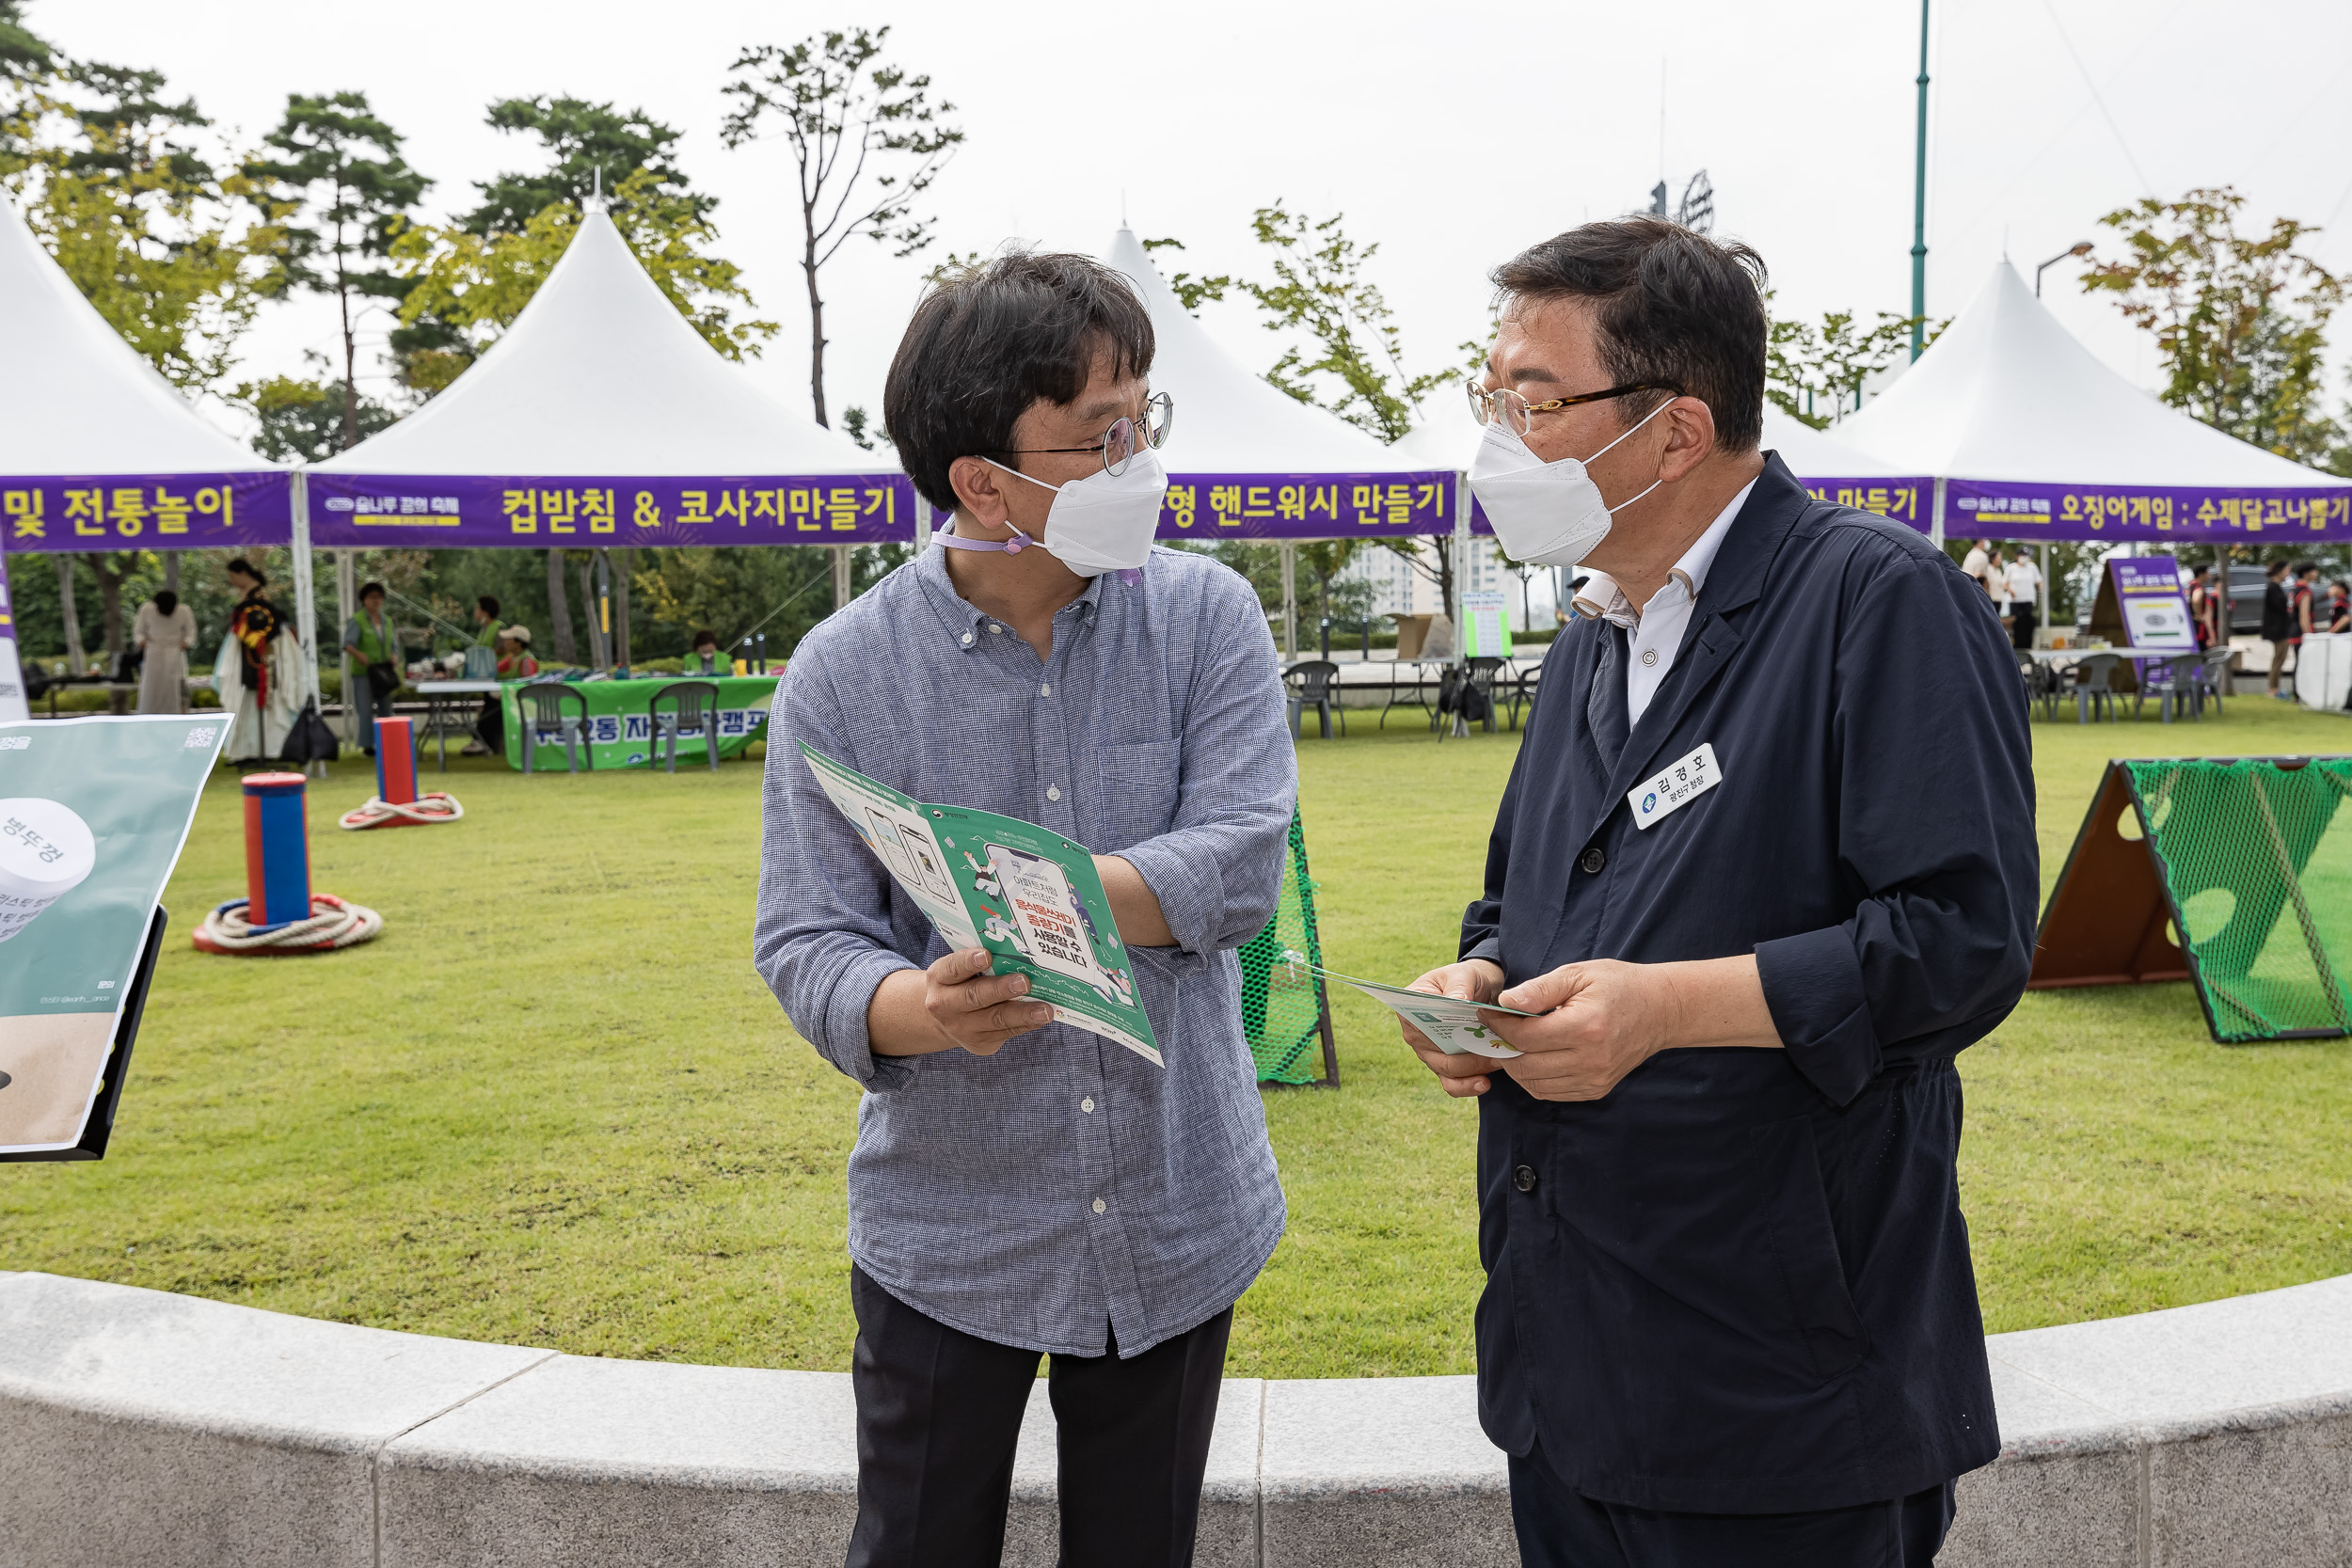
top-left (803, 742), bottom-right (1162, 1067)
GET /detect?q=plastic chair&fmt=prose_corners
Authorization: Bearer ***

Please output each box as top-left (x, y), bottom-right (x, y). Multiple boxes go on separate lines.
top-left (516, 684), bottom-right (591, 774)
top-left (1507, 662), bottom-right (1542, 730)
top-left (2069, 654), bottom-right (2122, 724)
top-left (1284, 660), bottom-right (1344, 739)
top-left (2192, 648), bottom-right (2234, 717)
top-left (2016, 651), bottom-right (2059, 721)
top-left (649, 681), bottom-right (722, 773)
top-left (2134, 655), bottom-right (2202, 723)
top-left (1466, 657), bottom-right (1508, 734)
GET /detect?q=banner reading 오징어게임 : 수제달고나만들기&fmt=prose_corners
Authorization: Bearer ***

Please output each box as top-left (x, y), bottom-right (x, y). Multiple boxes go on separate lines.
top-left (306, 473), bottom-right (916, 547)
top-left (1947, 481), bottom-right (2352, 541)
top-left (2, 472), bottom-right (294, 553)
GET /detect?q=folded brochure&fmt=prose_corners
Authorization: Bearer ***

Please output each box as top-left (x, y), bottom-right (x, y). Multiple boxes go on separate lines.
top-left (803, 743), bottom-right (1161, 1067)
top-left (1297, 960), bottom-right (1534, 1058)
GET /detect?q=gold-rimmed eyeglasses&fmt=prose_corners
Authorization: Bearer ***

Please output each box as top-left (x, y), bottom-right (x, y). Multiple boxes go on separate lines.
top-left (1465, 379), bottom-right (1680, 437)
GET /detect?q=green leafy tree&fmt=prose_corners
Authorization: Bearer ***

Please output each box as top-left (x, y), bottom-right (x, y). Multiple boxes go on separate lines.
top-left (465, 96), bottom-right (707, 234)
top-left (722, 26), bottom-right (963, 426)
top-left (2084, 186), bottom-right (2344, 467)
top-left (389, 165), bottom-right (776, 393)
top-left (245, 92), bottom-right (429, 450)
top-left (1139, 235), bottom-right (1232, 314)
top-left (234, 367), bottom-right (398, 463)
top-left (1766, 302), bottom-right (1936, 430)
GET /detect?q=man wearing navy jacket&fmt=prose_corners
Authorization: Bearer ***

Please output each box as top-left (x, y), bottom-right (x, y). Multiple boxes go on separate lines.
top-left (1403, 219), bottom-right (2037, 1565)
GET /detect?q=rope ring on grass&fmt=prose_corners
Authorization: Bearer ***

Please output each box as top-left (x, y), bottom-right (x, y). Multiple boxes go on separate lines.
top-left (337, 793), bottom-right (464, 831)
top-left (193, 895), bottom-right (384, 954)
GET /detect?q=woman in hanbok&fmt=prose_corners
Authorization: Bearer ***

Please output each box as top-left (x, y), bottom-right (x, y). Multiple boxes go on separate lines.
top-left (217, 558), bottom-right (298, 762)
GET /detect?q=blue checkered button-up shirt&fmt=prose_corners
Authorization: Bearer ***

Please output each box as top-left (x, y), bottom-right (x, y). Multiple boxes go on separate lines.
top-left (755, 543), bottom-right (1295, 1357)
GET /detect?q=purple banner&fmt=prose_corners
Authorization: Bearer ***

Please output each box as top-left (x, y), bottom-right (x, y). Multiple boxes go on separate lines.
top-left (1155, 471), bottom-right (1454, 539)
top-left (1799, 478), bottom-right (1935, 532)
top-left (2, 472), bottom-right (293, 554)
top-left (308, 473), bottom-right (917, 548)
top-left (1949, 480), bottom-right (2352, 542)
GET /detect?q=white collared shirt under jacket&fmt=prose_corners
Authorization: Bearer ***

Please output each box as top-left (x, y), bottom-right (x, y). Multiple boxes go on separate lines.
top-left (1569, 479), bottom-right (1756, 728)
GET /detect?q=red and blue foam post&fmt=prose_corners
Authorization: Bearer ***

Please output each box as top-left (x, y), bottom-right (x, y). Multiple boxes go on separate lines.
top-left (241, 771), bottom-right (313, 931)
top-left (374, 718), bottom-right (418, 807)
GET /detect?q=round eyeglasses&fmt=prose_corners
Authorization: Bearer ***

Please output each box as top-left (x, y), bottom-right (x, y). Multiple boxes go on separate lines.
top-left (996, 391), bottom-right (1175, 477)
top-left (1465, 378), bottom-right (1680, 437)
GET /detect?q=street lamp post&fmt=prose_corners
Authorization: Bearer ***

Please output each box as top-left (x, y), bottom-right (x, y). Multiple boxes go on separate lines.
top-left (1909, 0), bottom-right (1931, 361)
top-left (2036, 241), bottom-right (2094, 297)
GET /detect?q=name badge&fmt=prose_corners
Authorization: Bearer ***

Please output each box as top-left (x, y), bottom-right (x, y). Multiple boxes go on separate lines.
top-left (1629, 743), bottom-right (1721, 830)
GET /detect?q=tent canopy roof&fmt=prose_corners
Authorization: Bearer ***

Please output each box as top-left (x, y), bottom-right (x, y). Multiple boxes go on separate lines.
top-left (1104, 228), bottom-right (1432, 476)
top-left (1837, 261), bottom-right (2348, 490)
top-left (0, 191), bottom-right (278, 476)
top-left (318, 209), bottom-right (892, 478)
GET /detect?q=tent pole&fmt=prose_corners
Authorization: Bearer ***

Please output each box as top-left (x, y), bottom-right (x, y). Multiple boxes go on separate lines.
top-left (335, 548), bottom-right (358, 748)
top-left (1453, 474), bottom-right (1471, 669)
top-left (1929, 478), bottom-right (1946, 549)
top-left (833, 544), bottom-right (853, 612)
top-left (2040, 543), bottom-right (2051, 632)
top-left (916, 503), bottom-right (933, 559)
top-left (290, 473), bottom-right (326, 772)
top-left (1279, 542), bottom-right (1297, 661)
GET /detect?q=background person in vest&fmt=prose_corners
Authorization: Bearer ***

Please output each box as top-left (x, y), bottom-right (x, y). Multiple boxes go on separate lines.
top-left (133, 588), bottom-right (195, 714)
top-left (687, 628), bottom-right (728, 675)
top-left (1403, 218), bottom-right (2036, 1567)
top-left (342, 581), bottom-right (402, 753)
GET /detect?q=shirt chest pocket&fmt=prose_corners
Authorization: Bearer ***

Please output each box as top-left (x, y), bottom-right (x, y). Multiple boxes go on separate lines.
top-left (1091, 737), bottom-right (1182, 851)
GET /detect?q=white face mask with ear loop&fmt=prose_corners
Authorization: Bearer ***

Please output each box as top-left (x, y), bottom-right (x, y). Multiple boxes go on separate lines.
top-left (936, 450), bottom-right (1170, 578)
top-left (1466, 397), bottom-right (1673, 569)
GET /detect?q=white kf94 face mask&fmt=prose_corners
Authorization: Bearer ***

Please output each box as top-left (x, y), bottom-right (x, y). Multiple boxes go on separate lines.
top-left (1466, 398), bottom-right (1672, 569)
top-left (936, 450), bottom-right (1171, 578)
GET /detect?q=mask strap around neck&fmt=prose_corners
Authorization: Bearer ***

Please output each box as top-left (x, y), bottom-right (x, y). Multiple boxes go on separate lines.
top-left (936, 524), bottom-right (1037, 556)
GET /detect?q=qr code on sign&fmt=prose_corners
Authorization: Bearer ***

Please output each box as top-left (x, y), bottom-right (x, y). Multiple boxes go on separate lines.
top-left (184, 725), bottom-right (217, 749)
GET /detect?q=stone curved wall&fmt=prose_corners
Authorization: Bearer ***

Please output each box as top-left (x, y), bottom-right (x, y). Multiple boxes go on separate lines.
top-left (7, 1268), bottom-right (2351, 1565)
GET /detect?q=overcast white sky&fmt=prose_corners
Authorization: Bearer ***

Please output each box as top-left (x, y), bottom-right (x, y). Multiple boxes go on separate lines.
top-left (37, 0), bottom-right (2352, 440)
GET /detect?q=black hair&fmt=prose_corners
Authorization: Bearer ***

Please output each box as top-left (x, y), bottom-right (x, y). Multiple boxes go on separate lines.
top-left (224, 557), bottom-right (265, 586)
top-left (884, 249), bottom-right (1155, 513)
top-left (2293, 560), bottom-right (2319, 578)
top-left (1490, 217), bottom-right (1769, 452)
top-left (2267, 560), bottom-right (2290, 577)
top-left (692, 628), bottom-right (718, 648)
top-left (152, 589), bottom-right (179, 617)
top-left (360, 580), bottom-right (386, 601)
top-left (477, 594), bottom-right (501, 618)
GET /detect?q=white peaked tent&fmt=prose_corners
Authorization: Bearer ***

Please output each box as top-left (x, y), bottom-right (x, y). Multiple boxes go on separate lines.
top-left (1103, 228), bottom-right (1458, 655)
top-left (0, 189), bottom-right (293, 711)
top-left (312, 208), bottom-right (898, 491)
top-left (0, 190), bottom-right (292, 556)
top-left (307, 205), bottom-right (914, 722)
top-left (1837, 261), bottom-right (2352, 546)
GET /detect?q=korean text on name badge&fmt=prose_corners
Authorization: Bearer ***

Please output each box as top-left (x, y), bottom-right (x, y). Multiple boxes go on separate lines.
top-left (1628, 743), bottom-right (1721, 831)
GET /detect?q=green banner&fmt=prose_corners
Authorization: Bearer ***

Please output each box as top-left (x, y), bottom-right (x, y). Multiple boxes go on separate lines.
top-left (500, 675), bottom-right (779, 771)
top-left (2, 713), bottom-right (224, 1154)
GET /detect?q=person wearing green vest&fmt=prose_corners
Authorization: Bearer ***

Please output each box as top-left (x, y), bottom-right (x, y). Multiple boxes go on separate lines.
top-left (342, 581), bottom-right (403, 755)
top-left (686, 628), bottom-right (730, 676)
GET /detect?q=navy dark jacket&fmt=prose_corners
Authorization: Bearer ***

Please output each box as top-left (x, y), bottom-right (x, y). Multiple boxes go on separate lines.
top-left (1462, 456), bottom-right (2036, 1514)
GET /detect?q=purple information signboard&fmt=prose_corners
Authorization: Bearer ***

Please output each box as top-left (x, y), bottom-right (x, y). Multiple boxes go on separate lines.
top-left (307, 473), bottom-right (917, 548)
top-left (2, 472), bottom-right (294, 554)
top-left (1463, 475), bottom-right (1937, 539)
top-left (1154, 471), bottom-right (1453, 539)
top-left (1950, 481), bottom-right (2352, 543)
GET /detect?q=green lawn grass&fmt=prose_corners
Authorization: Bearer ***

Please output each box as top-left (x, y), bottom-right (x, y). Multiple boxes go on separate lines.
top-left (4, 693), bottom-right (2350, 1375)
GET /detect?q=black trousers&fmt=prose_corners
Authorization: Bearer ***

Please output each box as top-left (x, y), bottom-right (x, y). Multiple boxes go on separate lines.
top-left (1511, 1445), bottom-right (1956, 1568)
top-left (846, 1265), bottom-right (1232, 1568)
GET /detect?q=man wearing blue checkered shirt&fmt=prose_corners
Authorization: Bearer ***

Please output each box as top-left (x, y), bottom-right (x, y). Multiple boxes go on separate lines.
top-left (755, 250), bottom-right (1295, 1568)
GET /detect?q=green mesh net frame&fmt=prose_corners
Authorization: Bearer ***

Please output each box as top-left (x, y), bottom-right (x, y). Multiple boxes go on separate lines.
top-left (2125, 757), bottom-right (2352, 1040)
top-left (1238, 807), bottom-right (1338, 1085)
